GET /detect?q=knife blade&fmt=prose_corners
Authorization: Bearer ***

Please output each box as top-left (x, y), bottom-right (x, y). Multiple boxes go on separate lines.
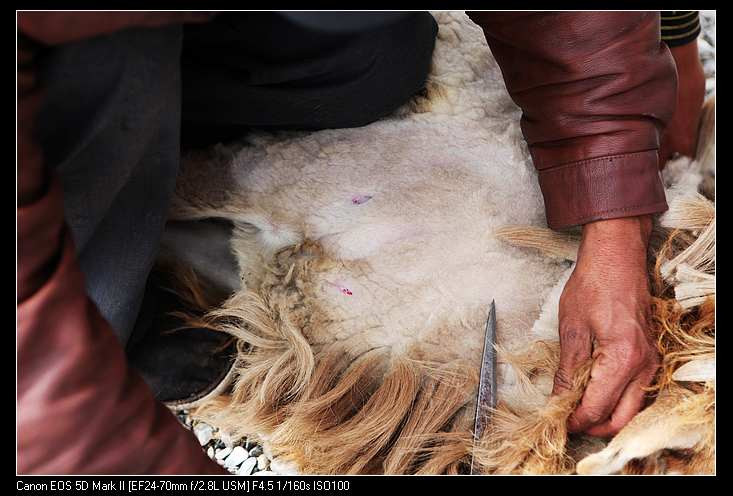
top-left (469, 299), bottom-right (497, 475)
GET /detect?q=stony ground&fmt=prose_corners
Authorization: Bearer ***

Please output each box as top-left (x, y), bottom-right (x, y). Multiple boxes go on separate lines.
top-left (173, 11), bottom-right (716, 476)
top-left (700, 11), bottom-right (716, 96)
top-left (175, 410), bottom-right (278, 475)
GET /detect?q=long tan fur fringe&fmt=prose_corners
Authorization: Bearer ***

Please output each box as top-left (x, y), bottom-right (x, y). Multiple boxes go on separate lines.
top-left (471, 360), bottom-right (592, 474)
top-left (168, 191), bottom-right (714, 474)
top-left (183, 243), bottom-right (478, 474)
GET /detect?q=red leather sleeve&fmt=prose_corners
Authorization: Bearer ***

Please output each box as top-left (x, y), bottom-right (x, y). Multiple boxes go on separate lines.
top-left (18, 11), bottom-right (215, 45)
top-left (467, 12), bottom-right (677, 228)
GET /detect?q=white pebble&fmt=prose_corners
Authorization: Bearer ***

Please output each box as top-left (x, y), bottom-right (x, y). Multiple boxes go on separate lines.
top-left (225, 446), bottom-right (248, 468)
top-left (704, 59), bottom-right (716, 74)
top-left (698, 38), bottom-right (714, 58)
top-left (706, 79), bottom-right (716, 94)
top-left (257, 454), bottom-right (270, 471)
top-left (219, 432), bottom-right (235, 449)
top-left (193, 423), bottom-right (213, 446)
top-left (237, 457), bottom-right (257, 475)
top-left (215, 447), bottom-right (232, 460)
top-left (207, 447), bottom-right (215, 458)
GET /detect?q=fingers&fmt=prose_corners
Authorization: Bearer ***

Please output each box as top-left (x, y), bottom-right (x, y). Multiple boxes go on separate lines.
top-left (552, 325), bottom-right (592, 395)
top-left (583, 377), bottom-right (648, 438)
top-left (567, 350), bottom-right (633, 433)
top-left (583, 356), bottom-right (659, 437)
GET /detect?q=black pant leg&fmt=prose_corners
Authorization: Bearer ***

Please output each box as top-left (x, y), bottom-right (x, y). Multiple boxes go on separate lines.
top-left (35, 25), bottom-right (184, 345)
top-left (181, 12), bottom-right (438, 146)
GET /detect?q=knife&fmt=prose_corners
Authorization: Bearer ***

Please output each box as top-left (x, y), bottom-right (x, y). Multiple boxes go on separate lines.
top-left (469, 299), bottom-right (497, 475)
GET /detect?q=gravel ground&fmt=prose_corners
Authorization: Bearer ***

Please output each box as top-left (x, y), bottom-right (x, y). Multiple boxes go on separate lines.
top-left (175, 410), bottom-right (278, 475)
top-left (700, 11), bottom-right (716, 95)
top-left (173, 11), bottom-right (716, 476)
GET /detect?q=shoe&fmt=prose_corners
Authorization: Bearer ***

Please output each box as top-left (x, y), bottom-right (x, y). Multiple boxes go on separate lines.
top-left (127, 271), bottom-right (236, 409)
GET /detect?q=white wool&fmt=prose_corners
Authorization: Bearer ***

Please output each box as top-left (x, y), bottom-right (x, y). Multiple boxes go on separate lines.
top-left (661, 155), bottom-right (705, 210)
top-left (673, 357), bottom-right (716, 383)
top-left (173, 11), bottom-right (566, 369)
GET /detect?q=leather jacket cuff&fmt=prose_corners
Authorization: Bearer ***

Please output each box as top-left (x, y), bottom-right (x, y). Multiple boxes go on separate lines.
top-left (538, 150), bottom-right (669, 229)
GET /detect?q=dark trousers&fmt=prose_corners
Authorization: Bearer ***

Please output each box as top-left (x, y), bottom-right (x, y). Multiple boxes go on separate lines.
top-left (181, 12), bottom-right (437, 145)
top-left (36, 12), bottom-right (438, 345)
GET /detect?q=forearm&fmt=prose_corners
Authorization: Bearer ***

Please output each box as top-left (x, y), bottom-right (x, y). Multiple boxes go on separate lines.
top-left (467, 12), bottom-right (677, 229)
top-left (659, 12), bottom-right (706, 164)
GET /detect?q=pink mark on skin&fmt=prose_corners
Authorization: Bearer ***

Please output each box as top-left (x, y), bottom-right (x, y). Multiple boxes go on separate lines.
top-left (351, 194), bottom-right (373, 205)
top-left (325, 280), bottom-right (353, 296)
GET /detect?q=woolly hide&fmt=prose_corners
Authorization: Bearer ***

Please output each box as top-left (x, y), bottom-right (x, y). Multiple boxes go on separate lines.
top-left (165, 12), bottom-right (715, 474)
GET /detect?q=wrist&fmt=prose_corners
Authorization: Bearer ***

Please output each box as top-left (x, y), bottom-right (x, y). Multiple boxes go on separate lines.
top-left (582, 215), bottom-right (652, 240)
top-left (578, 215), bottom-right (652, 267)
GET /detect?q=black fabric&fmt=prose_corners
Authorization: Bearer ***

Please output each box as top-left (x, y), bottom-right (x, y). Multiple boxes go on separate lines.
top-left (36, 25), bottom-right (185, 345)
top-left (181, 12), bottom-right (438, 147)
top-left (127, 271), bottom-right (237, 404)
top-left (280, 11), bottom-right (415, 34)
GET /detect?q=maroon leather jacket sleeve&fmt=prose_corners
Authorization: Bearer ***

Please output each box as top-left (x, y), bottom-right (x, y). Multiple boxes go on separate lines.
top-left (467, 12), bottom-right (677, 229)
top-left (18, 11), bottom-right (215, 45)
top-left (17, 13), bottom-right (225, 474)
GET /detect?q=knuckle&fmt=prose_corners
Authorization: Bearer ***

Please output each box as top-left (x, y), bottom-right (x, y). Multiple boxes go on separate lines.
top-left (595, 350), bottom-right (629, 375)
top-left (609, 340), bottom-right (652, 371)
top-left (618, 347), bottom-right (645, 368)
top-left (558, 324), bottom-right (589, 347)
top-left (554, 369), bottom-right (574, 391)
top-left (559, 325), bottom-right (583, 340)
top-left (580, 406), bottom-right (607, 425)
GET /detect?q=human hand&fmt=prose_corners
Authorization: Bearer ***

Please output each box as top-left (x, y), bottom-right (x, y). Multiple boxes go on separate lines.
top-left (552, 216), bottom-right (660, 438)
